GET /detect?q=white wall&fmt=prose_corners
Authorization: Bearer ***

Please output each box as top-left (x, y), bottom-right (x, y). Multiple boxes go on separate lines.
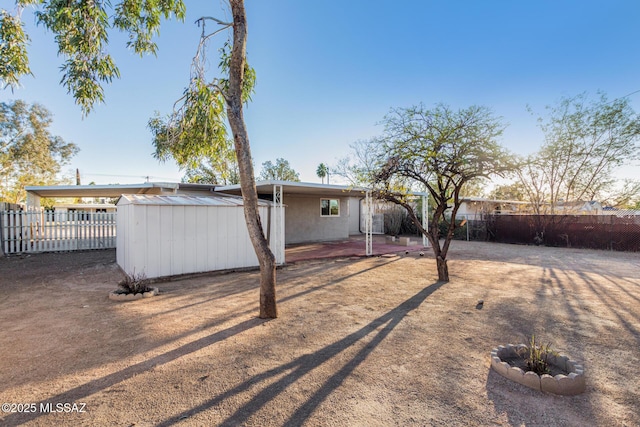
top-left (117, 203), bottom-right (276, 279)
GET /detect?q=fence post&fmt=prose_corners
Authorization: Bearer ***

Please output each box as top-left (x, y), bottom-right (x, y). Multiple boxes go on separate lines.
top-left (0, 211), bottom-right (5, 257)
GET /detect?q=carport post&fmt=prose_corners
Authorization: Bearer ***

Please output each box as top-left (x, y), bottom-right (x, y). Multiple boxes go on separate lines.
top-left (422, 194), bottom-right (429, 248)
top-left (365, 190), bottom-right (373, 256)
top-left (273, 184), bottom-right (285, 264)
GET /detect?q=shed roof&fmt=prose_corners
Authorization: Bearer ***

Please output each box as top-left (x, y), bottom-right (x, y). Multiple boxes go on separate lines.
top-left (117, 194), bottom-right (273, 207)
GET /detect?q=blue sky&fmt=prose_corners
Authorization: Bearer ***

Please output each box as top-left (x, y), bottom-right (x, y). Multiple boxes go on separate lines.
top-left (4, 0), bottom-right (640, 185)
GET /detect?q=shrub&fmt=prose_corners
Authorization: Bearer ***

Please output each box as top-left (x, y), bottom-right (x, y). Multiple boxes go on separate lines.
top-left (518, 335), bottom-right (556, 375)
top-left (117, 272), bottom-right (152, 294)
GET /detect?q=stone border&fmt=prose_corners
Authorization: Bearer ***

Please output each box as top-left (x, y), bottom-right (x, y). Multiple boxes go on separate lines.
top-left (490, 344), bottom-right (586, 395)
top-left (109, 287), bottom-right (159, 302)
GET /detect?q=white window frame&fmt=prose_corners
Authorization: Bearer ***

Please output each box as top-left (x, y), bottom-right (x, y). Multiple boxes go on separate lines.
top-left (320, 198), bottom-right (340, 217)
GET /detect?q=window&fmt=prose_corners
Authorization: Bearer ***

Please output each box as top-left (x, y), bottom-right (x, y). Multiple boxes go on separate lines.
top-left (321, 199), bottom-right (340, 216)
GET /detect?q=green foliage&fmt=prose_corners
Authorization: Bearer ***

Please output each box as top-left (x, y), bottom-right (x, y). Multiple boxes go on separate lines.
top-left (0, 10), bottom-right (32, 89)
top-left (181, 143), bottom-right (240, 185)
top-left (150, 20), bottom-right (257, 184)
top-left (375, 104), bottom-right (511, 247)
top-left (0, 100), bottom-right (79, 203)
top-left (150, 79), bottom-right (229, 170)
top-left (438, 218), bottom-right (467, 240)
top-left (316, 163), bottom-right (328, 183)
top-left (217, 41), bottom-right (256, 104)
top-left (114, 0), bottom-right (186, 55)
top-left (489, 182), bottom-right (526, 201)
top-left (259, 158), bottom-right (300, 181)
top-left (517, 335), bottom-right (557, 376)
top-left (352, 103), bottom-right (514, 281)
top-left (0, 1), bottom-right (185, 114)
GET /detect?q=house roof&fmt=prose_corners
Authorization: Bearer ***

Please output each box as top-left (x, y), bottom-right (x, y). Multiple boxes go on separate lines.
top-left (216, 180), bottom-right (429, 198)
top-left (26, 180), bottom-right (428, 201)
top-left (215, 180), bottom-right (369, 198)
top-left (117, 193), bottom-right (273, 207)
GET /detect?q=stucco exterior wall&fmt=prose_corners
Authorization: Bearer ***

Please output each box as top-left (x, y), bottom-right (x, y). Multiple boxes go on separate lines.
top-left (285, 195), bottom-right (350, 244)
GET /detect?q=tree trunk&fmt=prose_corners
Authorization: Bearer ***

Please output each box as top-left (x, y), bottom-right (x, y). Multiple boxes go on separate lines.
top-left (227, 0), bottom-right (277, 318)
top-left (436, 256), bottom-right (449, 282)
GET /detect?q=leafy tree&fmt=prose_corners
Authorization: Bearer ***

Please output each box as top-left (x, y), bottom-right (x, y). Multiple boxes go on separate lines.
top-left (459, 178), bottom-right (487, 198)
top-left (316, 163), bottom-right (329, 184)
top-left (517, 93), bottom-right (640, 215)
top-left (0, 100), bottom-right (78, 203)
top-left (369, 104), bottom-right (511, 282)
top-left (152, 118), bottom-right (240, 185)
top-left (1, 0), bottom-right (278, 318)
top-left (489, 182), bottom-right (527, 201)
top-left (600, 179), bottom-right (640, 209)
top-left (259, 158), bottom-right (300, 182)
top-left (182, 154), bottom-right (240, 185)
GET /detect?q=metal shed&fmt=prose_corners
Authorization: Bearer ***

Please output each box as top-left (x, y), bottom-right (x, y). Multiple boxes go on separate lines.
top-left (116, 194), bottom-right (284, 279)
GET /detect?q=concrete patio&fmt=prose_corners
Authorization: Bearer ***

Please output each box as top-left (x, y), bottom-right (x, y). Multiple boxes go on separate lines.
top-left (285, 234), bottom-right (427, 263)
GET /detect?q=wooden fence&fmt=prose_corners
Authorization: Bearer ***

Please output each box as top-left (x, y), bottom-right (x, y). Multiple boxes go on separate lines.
top-left (0, 210), bottom-right (116, 255)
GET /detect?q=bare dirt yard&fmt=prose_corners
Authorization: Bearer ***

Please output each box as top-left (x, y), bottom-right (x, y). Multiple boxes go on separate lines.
top-left (0, 241), bottom-right (638, 426)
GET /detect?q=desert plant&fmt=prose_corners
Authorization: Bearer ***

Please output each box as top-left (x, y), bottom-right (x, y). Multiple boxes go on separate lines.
top-left (518, 335), bottom-right (556, 375)
top-left (383, 208), bottom-right (404, 236)
top-left (117, 272), bottom-right (152, 295)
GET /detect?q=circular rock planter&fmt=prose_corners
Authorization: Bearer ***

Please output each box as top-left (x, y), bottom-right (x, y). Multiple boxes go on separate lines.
top-left (490, 344), bottom-right (586, 395)
top-left (109, 287), bottom-right (159, 302)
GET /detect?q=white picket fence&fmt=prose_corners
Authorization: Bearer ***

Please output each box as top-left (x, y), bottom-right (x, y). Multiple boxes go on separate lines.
top-left (0, 210), bottom-right (116, 254)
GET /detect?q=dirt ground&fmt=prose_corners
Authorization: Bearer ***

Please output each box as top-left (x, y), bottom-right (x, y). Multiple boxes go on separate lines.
top-left (0, 241), bottom-right (638, 427)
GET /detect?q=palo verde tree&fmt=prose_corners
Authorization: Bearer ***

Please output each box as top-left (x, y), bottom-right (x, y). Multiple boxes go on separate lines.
top-left (1, 0), bottom-right (278, 318)
top-left (371, 104), bottom-right (511, 282)
top-left (259, 158), bottom-right (300, 182)
top-left (0, 100), bottom-right (79, 203)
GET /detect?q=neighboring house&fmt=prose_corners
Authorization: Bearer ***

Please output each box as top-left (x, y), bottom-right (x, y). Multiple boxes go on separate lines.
top-left (554, 201), bottom-right (604, 215)
top-left (49, 203), bottom-right (117, 220)
top-left (453, 198), bottom-right (607, 219)
top-left (454, 197), bottom-right (532, 221)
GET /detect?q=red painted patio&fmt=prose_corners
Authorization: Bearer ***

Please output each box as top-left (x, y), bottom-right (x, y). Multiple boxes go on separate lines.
top-left (285, 235), bottom-right (427, 263)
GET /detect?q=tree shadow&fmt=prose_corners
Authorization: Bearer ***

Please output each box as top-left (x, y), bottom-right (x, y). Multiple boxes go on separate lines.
top-left (1, 317), bottom-right (265, 426)
top-left (156, 280), bottom-right (447, 426)
top-left (1, 257), bottom-right (405, 426)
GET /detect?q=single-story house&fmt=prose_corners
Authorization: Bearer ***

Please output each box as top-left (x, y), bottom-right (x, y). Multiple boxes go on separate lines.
top-left (454, 197), bottom-right (532, 220)
top-left (17, 180), bottom-right (428, 277)
top-left (554, 200), bottom-right (604, 215)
